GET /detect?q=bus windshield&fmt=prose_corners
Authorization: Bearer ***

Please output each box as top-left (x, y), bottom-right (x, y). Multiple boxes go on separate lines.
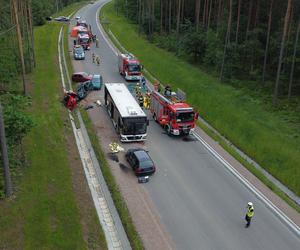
top-left (128, 64), bottom-right (141, 72)
top-left (122, 117), bottom-right (147, 135)
top-left (176, 112), bottom-right (195, 123)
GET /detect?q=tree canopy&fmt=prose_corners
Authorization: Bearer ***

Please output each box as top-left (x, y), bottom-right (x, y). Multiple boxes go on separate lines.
top-left (116, 0), bottom-right (300, 102)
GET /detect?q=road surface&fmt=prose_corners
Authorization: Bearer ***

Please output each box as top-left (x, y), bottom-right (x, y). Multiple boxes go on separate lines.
top-left (70, 1), bottom-right (300, 249)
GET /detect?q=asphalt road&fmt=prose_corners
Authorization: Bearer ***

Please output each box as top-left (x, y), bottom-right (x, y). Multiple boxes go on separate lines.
top-left (71, 1), bottom-right (300, 249)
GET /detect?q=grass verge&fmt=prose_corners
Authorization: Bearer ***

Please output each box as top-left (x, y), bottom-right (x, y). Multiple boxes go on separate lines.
top-left (81, 108), bottom-right (143, 250)
top-left (0, 2), bottom-right (106, 249)
top-left (100, 1), bottom-right (300, 199)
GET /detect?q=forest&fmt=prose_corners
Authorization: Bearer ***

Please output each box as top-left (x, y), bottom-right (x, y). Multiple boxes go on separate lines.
top-left (115, 0), bottom-right (300, 104)
top-left (0, 0), bottom-right (81, 197)
top-left (0, 0), bottom-right (82, 92)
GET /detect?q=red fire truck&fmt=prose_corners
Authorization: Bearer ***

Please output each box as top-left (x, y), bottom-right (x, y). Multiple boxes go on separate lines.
top-left (150, 89), bottom-right (198, 136)
top-left (77, 33), bottom-right (91, 50)
top-left (118, 53), bottom-right (142, 81)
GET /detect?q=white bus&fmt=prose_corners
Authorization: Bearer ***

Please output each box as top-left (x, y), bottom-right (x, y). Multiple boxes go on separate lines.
top-left (104, 83), bottom-right (148, 142)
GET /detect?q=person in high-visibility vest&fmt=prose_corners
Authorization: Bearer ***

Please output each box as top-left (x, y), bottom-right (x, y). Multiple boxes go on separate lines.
top-left (245, 202), bottom-right (254, 227)
top-left (144, 92), bottom-right (150, 109)
top-left (135, 82), bottom-right (141, 97)
top-left (138, 93), bottom-right (144, 108)
top-left (96, 56), bottom-right (100, 66)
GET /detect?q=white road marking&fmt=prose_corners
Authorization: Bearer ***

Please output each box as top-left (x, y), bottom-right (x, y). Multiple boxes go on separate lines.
top-left (192, 131), bottom-right (300, 237)
top-left (96, 1), bottom-right (118, 56)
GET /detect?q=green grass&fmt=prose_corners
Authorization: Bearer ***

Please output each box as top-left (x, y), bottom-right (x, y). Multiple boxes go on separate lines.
top-left (81, 109), bottom-right (144, 250)
top-left (0, 2), bottom-right (106, 249)
top-left (101, 2), bottom-right (300, 198)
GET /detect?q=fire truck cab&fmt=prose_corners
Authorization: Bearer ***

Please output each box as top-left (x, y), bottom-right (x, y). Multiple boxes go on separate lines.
top-left (150, 90), bottom-right (198, 136)
top-left (118, 53), bottom-right (142, 81)
top-left (77, 33), bottom-right (91, 50)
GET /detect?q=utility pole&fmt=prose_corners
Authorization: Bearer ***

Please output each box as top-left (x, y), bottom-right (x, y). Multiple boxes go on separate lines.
top-left (0, 104), bottom-right (12, 198)
top-left (11, 0), bottom-right (27, 95)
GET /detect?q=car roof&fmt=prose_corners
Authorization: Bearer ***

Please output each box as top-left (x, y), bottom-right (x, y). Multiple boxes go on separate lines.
top-left (134, 150), bottom-right (151, 161)
top-left (74, 72), bottom-right (88, 75)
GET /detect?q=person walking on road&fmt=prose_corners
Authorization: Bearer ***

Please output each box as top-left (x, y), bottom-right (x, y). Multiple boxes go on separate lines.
top-left (245, 202), bottom-right (254, 228)
top-left (96, 38), bottom-right (99, 48)
top-left (92, 53), bottom-right (95, 63)
top-left (96, 56), bottom-right (100, 66)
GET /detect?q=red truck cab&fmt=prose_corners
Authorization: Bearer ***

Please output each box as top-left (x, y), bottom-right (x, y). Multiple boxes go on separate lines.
top-left (118, 53), bottom-right (142, 81)
top-left (77, 34), bottom-right (91, 50)
top-left (150, 90), bottom-right (198, 136)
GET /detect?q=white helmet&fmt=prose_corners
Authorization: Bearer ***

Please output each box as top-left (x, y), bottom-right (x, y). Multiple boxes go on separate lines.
top-left (247, 202), bottom-right (253, 207)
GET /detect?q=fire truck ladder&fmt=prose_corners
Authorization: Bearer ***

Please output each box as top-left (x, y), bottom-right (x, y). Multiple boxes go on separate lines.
top-left (153, 91), bottom-right (173, 105)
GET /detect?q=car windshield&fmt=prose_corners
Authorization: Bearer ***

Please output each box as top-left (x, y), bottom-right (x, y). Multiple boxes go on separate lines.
top-left (79, 38), bottom-right (89, 43)
top-left (176, 111), bottom-right (195, 123)
top-left (78, 30), bottom-right (88, 35)
top-left (122, 117), bottom-right (147, 135)
top-left (139, 160), bottom-right (153, 169)
top-left (128, 64), bottom-right (141, 72)
top-left (92, 76), bottom-right (100, 83)
top-left (74, 48), bottom-right (84, 53)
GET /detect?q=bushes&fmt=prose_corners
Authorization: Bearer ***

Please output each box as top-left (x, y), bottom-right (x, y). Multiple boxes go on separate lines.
top-left (0, 93), bottom-right (34, 198)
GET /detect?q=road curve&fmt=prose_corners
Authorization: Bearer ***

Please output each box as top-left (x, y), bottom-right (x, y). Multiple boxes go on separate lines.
top-left (71, 1), bottom-right (300, 249)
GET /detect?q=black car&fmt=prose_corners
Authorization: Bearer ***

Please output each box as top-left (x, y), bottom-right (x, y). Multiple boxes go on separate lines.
top-left (125, 149), bottom-right (156, 176)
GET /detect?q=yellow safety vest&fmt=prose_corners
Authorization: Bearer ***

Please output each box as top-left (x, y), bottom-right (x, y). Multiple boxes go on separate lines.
top-left (247, 207), bottom-right (254, 218)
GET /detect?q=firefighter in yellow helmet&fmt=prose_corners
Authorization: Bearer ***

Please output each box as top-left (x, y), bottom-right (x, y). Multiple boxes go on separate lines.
top-left (245, 202), bottom-right (254, 228)
top-left (135, 82), bottom-right (141, 97)
top-left (144, 91), bottom-right (150, 109)
top-left (138, 93), bottom-right (144, 108)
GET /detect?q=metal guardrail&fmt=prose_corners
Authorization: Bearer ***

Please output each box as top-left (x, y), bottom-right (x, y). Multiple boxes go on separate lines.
top-left (58, 27), bottom-right (131, 250)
